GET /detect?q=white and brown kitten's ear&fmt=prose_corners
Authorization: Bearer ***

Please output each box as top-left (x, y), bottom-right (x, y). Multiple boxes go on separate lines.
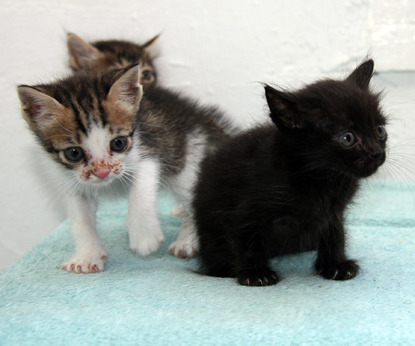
top-left (17, 86), bottom-right (65, 131)
top-left (265, 85), bottom-right (304, 130)
top-left (346, 59), bottom-right (374, 89)
top-left (141, 33), bottom-right (160, 50)
top-left (67, 33), bottom-right (104, 70)
top-left (141, 33), bottom-right (160, 58)
top-left (107, 64), bottom-right (143, 114)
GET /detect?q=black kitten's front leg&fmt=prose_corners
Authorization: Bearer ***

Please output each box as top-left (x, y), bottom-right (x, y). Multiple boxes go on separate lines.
top-left (235, 222), bottom-right (280, 287)
top-left (315, 219), bottom-right (359, 280)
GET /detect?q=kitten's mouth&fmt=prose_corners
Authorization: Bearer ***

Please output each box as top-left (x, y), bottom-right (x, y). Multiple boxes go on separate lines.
top-left (84, 176), bottom-right (115, 187)
top-left (353, 158), bottom-right (385, 178)
top-left (355, 166), bottom-right (379, 178)
top-left (83, 171), bottom-right (118, 185)
top-left (92, 176), bottom-right (113, 183)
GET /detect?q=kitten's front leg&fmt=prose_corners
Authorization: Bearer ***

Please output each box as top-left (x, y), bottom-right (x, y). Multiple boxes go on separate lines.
top-left (61, 194), bottom-right (107, 273)
top-left (126, 158), bottom-right (164, 256)
top-left (315, 220), bottom-right (359, 280)
top-left (236, 222), bottom-right (280, 287)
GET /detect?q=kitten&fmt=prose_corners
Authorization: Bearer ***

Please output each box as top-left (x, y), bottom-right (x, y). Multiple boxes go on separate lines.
top-left (68, 33), bottom-right (239, 258)
top-left (17, 64), bottom-right (234, 273)
top-left (193, 60), bottom-right (387, 286)
top-left (67, 33), bottom-right (159, 86)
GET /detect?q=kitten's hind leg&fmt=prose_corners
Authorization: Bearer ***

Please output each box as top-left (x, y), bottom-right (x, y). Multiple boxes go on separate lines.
top-left (171, 204), bottom-right (184, 217)
top-left (126, 158), bottom-right (164, 256)
top-left (61, 195), bottom-right (107, 274)
top-left (167, 132), bottom-right (207, 258)
top-left (168, 212), bottom-right (199, 258)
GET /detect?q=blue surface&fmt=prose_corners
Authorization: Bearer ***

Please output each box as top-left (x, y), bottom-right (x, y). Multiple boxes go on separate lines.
top-left (1, 181), bottom-right (414, 345)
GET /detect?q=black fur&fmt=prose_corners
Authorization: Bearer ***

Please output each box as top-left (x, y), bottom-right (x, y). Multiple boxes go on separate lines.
top-left (193, 60), bottom-right (387, 286)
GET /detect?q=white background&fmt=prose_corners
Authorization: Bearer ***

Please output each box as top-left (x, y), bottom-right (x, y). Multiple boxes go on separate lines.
top-left (1, 0), bottom-right (414, 269)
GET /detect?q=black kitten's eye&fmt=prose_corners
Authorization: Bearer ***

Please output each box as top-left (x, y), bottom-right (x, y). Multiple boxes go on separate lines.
top-left (338, 132), bottom-right (356, 147)
top-left (376, 125), bottom-right (386, 140)
top-left (141, 70), bottom-right (154, 81)
top-left (63, 147), bottom-right (85, 162)
top-left (110, 136), bottom-right (128, 152)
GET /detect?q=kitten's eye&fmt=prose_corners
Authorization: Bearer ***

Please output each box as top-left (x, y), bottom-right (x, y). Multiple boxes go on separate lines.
top-left (376, 125), bottom-right (386, 140)
top-left (141, 69), bottom-right (154, 81)
top-left (63, 147), bottom-right (85, 162)
top-left (110, 136), bottom-right (128, 152)
top-left (338, 132), bottom-right (356, 148)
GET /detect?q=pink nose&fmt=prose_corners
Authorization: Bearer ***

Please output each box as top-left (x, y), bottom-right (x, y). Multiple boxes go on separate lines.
top-left (93, 168), bottom-right (111, 179)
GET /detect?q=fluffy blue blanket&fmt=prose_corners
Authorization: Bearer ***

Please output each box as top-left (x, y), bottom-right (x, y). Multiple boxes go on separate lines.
top-left (1, 181), bottom-right (414, 345)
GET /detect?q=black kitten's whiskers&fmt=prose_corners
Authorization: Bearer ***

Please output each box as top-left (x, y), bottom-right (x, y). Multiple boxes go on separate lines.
top-left (193, 60), bottom-right (388, 286)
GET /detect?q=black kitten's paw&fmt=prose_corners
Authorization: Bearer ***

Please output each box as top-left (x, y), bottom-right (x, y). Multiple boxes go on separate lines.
top-left (316, 259), bottom-right (359, 281)
top-left (237, 268), bottom-right (280, 286)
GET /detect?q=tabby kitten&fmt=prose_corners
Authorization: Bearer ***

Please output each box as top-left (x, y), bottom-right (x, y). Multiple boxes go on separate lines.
top-left (67, 33), bottom-right (159, 86)
top-left (69, 32), bottom-right (239, 259)
top-left (17, 64), bottom-right (233, 273)
top-left (193, 60), bottom-right (387, 286)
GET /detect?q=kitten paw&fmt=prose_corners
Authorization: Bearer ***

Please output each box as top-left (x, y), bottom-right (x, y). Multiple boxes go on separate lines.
top-left (171, 205), bottom-right (185, 217)
top-left (61, 253), bottom-right (107, 274)
top-left (316, 259), bottom-right (359, 280)
top-left (169, 217), bottom-right (199, 258)
top-left (130, 231), bottom-right (164, 256)
top-left (168, 240), bottom-right (199, 259)
top-left (168, 242), bottom-right (198, 259)
top-left (237, 268), bottom-right (280, 287)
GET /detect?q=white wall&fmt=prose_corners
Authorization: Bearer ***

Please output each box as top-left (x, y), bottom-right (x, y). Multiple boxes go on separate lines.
top-left (1, 0), bottom-right (414, 268)
top-left (369, 0), bottom-right (415, 70)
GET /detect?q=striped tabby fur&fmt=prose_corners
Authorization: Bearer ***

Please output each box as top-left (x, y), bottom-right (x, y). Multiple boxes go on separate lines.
top-left (67, 33), bottom-right (159, 86)
top-left (17, 64), bottom-right (235, 272)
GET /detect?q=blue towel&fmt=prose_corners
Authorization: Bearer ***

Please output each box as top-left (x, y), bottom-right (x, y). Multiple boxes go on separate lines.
top-left (1, 181), bottom-right (414, 345)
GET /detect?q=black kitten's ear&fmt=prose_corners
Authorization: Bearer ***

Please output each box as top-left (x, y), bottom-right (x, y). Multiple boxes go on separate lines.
top-left (17, 86), bottom-right (65, 131)
top-left (346, 59), bottom-right (374, 89)
top-left (67, 33), bottom-right (104, 70)
top-left (107, 64), bottom-right (143, 114)
top-left (265, 85), bottom-right (303, 129)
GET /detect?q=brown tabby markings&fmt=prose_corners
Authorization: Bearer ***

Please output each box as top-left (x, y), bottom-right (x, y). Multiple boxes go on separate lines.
top-left (102, 98), bottom-right (135, 129)
top-left (92, 38), bottom-right (157, 71)
top-left (67, 33), bottom-right (159, 86)
top-left (20, 69), bottom-right (138, 172)
top-left (18, 63), bottom-right (238, 267)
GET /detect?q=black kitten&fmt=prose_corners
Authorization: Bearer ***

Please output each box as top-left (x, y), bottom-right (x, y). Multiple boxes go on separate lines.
top-left (193, 60), bottom-right (387, 286)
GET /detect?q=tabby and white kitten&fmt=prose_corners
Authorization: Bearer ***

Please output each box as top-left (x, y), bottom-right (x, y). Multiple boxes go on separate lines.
top-left (67, 33), bottom-right (159, 86)
top-left (67, 33), bottom-right (239, 258)
top-left (17, 64), bottom-right (233, 273)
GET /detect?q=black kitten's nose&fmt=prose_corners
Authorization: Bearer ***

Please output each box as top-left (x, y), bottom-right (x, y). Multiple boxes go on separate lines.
top-left (371, 151), bottom-right (385, 163)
